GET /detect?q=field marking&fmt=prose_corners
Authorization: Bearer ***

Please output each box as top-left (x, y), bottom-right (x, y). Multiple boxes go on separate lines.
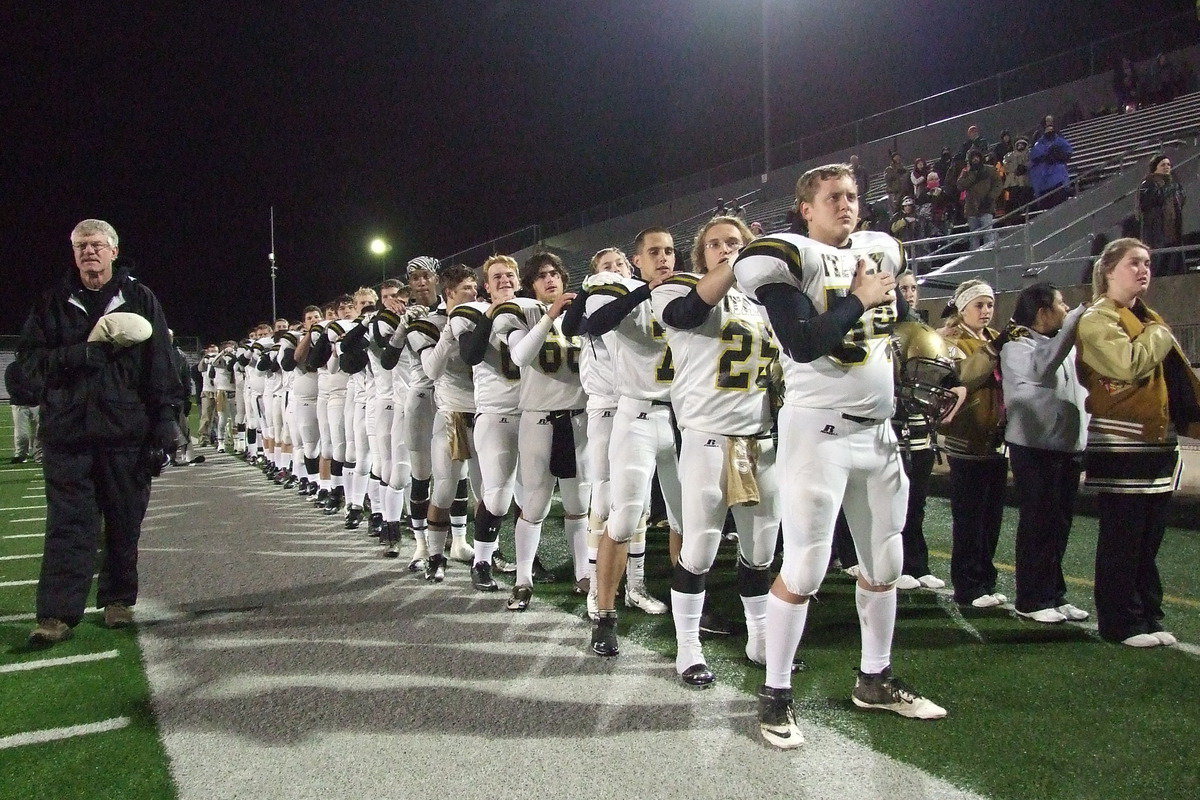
top-left (0, 553), bottom-right (40, 562)
top-left (1, 468), bottom-right (44, 474)
top-left (9, 517), bottom-right (45, 523)
top-left (0, 717), bottom-right (130, 750)
top-left (22, 494), bottom-right (44, 499)
top-left (929, 548), bottom-right (1200, 610)
top-left (0, 579), bottom-right (39, 588)
top-left (0, 505), bottom-right (47, 512)
top-left (0, 649), bottom-right (119, 674)
top-left (2, 533), bottom-right (42, 540)
top-left (0, 607), bottom-right (99, 624)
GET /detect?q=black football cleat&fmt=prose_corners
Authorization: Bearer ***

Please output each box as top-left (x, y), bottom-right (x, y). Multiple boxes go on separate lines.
top-left (368, 513), bottom-right (384, 537)
top-left (681, 663), bottom-right (716, 689)
top-left (344, 506), bottom-right (364, 530)
top-left (472, 561), bottom-right (498, 592)
top-left (424, 553), bottom-right (447, 583)
top-left (590, 611), bottom-right (619, 657)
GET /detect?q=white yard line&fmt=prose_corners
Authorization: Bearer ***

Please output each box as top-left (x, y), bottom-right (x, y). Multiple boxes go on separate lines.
top-left (0, 608), bottom-right (98, 624)
top-left (0, 717), bottom-right (130, 750)
top-left (0, 579), bottom-right (39, 588)
top-left (9, 517), bottom-right (45, 523)
top-left (1, 533), bottom-right (43, 539)
top-left (0, 553), bottom-right (40, 562)
top-left (0, 505), bottom-right (47, 512)
top-left (0, 649), bottom-right (120, 674)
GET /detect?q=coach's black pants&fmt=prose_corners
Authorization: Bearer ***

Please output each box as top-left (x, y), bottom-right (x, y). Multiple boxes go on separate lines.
top-left (1095, 491), bottom-right (1170, 642)
top-left (832, 447), bottom-right (935, 577)
top-left (37, 445), bottom-right (152, 627)
top-left (1009, 444), bottom-right (1082, 613)
top-left (948, 455), bottom-right (1007, 604)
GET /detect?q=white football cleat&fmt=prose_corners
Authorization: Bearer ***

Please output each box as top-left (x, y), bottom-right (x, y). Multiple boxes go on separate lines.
top-left (448, 537), bottom-right (474, 564)
top-left (624, 582), bottom-right (668, 614)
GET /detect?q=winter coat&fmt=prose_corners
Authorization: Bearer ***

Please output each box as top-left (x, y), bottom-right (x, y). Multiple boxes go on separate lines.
top-left (959, 163), bottom-right (1004, 217)
top-left (1138, 174), bottom-right (1186, 247)
top-left (1030, 132), bottom-right (1073, 196)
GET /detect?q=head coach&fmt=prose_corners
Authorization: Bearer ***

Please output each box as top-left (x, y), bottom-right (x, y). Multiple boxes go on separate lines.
top-left (10, 219), bottom-right (181, 647)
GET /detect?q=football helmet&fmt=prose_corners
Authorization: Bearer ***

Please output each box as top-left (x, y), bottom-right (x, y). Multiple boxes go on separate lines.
top-left (891, 321), bottom-right (959, 422)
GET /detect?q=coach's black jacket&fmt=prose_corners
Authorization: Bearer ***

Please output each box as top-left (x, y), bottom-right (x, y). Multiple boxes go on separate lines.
top-left (13, 261), bottom-right (181, 448)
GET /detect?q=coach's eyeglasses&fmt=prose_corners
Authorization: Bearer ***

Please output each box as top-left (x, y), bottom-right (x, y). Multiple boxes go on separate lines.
top-left (72, 241), bottom-right (113, 253)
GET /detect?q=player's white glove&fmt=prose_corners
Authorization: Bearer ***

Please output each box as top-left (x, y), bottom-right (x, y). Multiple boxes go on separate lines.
top-left (582, 271), bottom-right (625, 291)
top-left (87, 312), bottom-right (153, 348)
top-left (403, 305), bottom-right (429, 324)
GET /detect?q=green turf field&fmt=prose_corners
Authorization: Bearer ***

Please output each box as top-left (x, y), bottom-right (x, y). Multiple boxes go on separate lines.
top-left (0, 409), bottom-right (176, 800)
top-left (518, 489), bottom-right (1200, 800)
top-left (2, 398), bottom-right (1198, 799)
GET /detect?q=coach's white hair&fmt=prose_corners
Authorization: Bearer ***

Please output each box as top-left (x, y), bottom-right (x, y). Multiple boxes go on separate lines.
top-left (71, 219), bottom-right (119, 248)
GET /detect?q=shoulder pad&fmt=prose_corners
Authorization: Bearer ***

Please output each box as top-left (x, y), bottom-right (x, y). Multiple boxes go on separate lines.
top-left (662, 272), bottom-right (701, 288)
top-left (376, 308), bottom-right (402, 329)
top-left (582, 271), bottom-right (626, 290)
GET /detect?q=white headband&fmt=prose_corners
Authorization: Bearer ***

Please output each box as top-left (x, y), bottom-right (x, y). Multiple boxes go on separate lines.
top-left (954, 283), bottom-right (994, 311)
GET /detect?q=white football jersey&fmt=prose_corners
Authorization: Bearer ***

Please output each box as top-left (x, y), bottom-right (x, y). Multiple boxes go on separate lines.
top-left (492, 297), bottom-right (585, 412)
top-left (734, 230), bottom-right (904, 419)
top-left (408, 307), bottom-right (474, 413)
top-left (652, 274), bottom-right (777, 436)
top-left (367, 309), bottom-right (402, 401)
top-left (584, 275), bottom-right (674, 402)
top-left (449, 301), bottom-right (521, 414)
top-left (579, 273), bottom-right (618, 408)
top-left (404, 307), bottom-right (436, 390)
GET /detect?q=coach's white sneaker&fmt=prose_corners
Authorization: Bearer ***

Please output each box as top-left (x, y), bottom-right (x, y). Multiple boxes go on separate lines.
top-left (917, 574), bottom-right (946, 589)
top-left (449, 536), bottom-right (474, 564)
top-left (843, 565), bottom-right (862, 580)
top-left (1056, 604), bottom-right (1090, 621)
top-left (1016, 607), bottom-right (1067, 624)
top-left (1153, 631), bottom-right (1178, 646)
top-left (894, 575), bottom-right (922, 590)
top-left (971, 593), bottom-right (1006, 609)
top-left (625, 582), bottom-right (668, 615)
top-left (1122, 633), bottom-right (1161, 648)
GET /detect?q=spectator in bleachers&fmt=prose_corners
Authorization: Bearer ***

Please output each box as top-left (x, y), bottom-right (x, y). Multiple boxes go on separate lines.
top-left (935, 147), bottom-right (954, 187)
top-left (1030, 115), bottom-right (1073, 211)
top-left (1113, 56), bottom-right (1140, 113)
top-left (1003, 136), bottom-right (1034, 219)
top-left (850, 154), bottom-right (870, 215)
top-left (919, 171), bottom-right (952, 237)
top-left (885, 151), bottom-right (907, 212)
top-left (890, 197), bottom-right (927, 247)
top-left (959, 124), bottom-right (988, 159)
top-left (959, 150), bottom-right (1003, 249)
top-left (909, 157), bottom-right (930, 200)
top-left (943, 153), bottom-right (967, 226)
top-left (992, 131), bottom-right (1013, 163)
top-left (1144, 53), bottom-right (1179, 106)
top-left (749, 221), bottom-right (764, 236)
top-left (1138, 154), bottom-right (1186, 275)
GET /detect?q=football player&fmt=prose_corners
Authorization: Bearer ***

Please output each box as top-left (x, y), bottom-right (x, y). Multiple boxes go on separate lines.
top-left (734, 163), bottom-right (946, 750)
top-left (406, 264), bottom-right (480, 581)
top-left (369, 280), bottom-right (409, 551)
top-left (453, 256), bottom-right (523, 591)
top-left (585, 228), bottom-right (681, 656)
top-left (651, 215), bottom-right (781, 688)
top-left (493, 253), bottom-right (589, 611)
top-left (289, 306), bottom-right (326, 496)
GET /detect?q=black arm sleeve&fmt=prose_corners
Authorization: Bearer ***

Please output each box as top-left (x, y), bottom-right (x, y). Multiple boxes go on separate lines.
top-left (660, 288), bottom-right (715, 331)
top-left (586, 283), bottom-right (651, 336)
top-left (256, 353), bottom-right (278, 373)
top-left (281, 349), bottom-right (297, 372)
top-left (560, 290), bottom-right (587, 337)
top-left (458, 316), bottom-right (494, 366)
top-left (338, 325), bottom-right (370, 374)
top-left (380, 342), bottom-right (403, 371)
top-left (755, 283), bottom-right (866, 363)
top-left (305, 334), bottom-right (332, 370)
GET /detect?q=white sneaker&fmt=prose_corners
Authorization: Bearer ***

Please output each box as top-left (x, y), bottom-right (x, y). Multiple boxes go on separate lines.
top-left (448, 537), bottom-right (474, 564)
top-left (917, 574), bottom-right (946, 589)
top-left (971, 594), bottom-right (1004, 609)
top-left (1016, 607), bottom-right (1067, 624)
top-left (1055, 604), bottom-right (1090, 621)
top-left (1122, 633), bottom-right (1161, 647)
top-left (894, 575), bottom-right (922, 590)
top-left (1153, 631), bottom-right (1178, 646)
top-left (624, 582), bottom-right (668, 614)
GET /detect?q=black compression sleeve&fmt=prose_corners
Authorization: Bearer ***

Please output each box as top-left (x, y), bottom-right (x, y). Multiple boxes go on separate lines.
top-left (756, 283), bottom-right (866, 363)
top-left (660, 288), bottom-right (714, 330)
top-left (458, 316), bottom-right (493, 366)
top-left (281, 350), bottom-right (297, 371)
top-left (561, 290), bottom-right (587, 337)
top-left (379, 343), bottom-right (402, 371)
top-left (585, 283), bottom-right (652, 336)
top-left (305, 334), bottom-right (332, 369)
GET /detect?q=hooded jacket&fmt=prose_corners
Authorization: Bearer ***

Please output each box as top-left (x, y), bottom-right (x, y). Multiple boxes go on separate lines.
top-left (13, 261), bottom-right (181, 448)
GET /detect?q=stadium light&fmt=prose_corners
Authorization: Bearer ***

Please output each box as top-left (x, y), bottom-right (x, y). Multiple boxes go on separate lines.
top-left (369, 237), bottom-right (390, 256)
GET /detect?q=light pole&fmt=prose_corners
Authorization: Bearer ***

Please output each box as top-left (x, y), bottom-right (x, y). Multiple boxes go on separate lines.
top-left (761, 0), bottom-right (770, 183)
top-left (369, 236), bottom-right (391, 281)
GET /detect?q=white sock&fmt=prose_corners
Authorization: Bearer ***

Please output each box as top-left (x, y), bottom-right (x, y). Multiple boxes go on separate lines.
top-left (367, 477), bottom-right (381, 509)
top-left (587, 525), bottom-right (601, 586)
top-left (856, 585), bottom-right (896, 675)
top-left (671, 589), bottom-right (706, 674)
top-left (343, 472), bottom-right (358, 506)
top-left (565, 516), bottom-right (589, 582)
top-left (474, 539), bottom-right (497, 565)
top-left (425, 524), bottom-right (448, 558)
top-left (765, 593), bottom-right (809, 690)
top-left (627, 523), bottom-right (647, 585)
top-left (320, 478), bottom-right (331, 492)
top-left (741, 593), bottom-right (769, 664)
top-left (514, 518), bottom-right (542, 587)
top-left (450, 514), bottom-right (467, 546)
top-left (383, 487), bottom-right (404, 523)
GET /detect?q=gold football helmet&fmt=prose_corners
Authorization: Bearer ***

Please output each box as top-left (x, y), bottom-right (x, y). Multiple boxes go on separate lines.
top-left (891, 321), bottom-right (959, 422)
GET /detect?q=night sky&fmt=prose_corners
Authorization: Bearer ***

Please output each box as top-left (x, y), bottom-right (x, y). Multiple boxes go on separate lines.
top-left (5, 1), bottom-right (1187, 344)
